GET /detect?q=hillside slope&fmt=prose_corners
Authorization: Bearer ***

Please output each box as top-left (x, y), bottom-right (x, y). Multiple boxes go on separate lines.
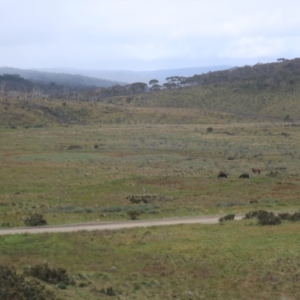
top-left (1, 58), bottom-right (300, 126)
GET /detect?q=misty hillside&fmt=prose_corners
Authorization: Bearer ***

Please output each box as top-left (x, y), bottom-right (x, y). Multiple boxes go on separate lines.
top-left (40, 66), bottom-right (232, 84)
top-left (0, 67), bottom-right (121, 88)
top-left (1, 57), bottom-right (300, 127)
top-left (1, 58), bottom-right (300, 127)
top-left (77, 57), bottom-right (300, 102)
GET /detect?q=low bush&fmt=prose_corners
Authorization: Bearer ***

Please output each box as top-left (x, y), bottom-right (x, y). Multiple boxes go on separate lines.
top-left (100, 287), bottom-right (117, 296)
top-left (278, 213), bottom-right (291, 220)
top-left (101, 204), bottom-right (157, 214)
top-left (0, 222), bottom-right (10, 228)
top-left (289, 212), bottom-right (300, 222)
top-left (244, 210), bottom-right (268, 219)
top-left (257, 211), bottom-right (281, 226)
top-left (0, 265), bottom-right (57, 300)
top-left (127, 194), bottom-right (173, 204)
top-left (216, 202), bottom-right (246, 207)
top-left (244, 210), bottom-right (281, 225)
top-left (67, 144), bottom-right (81, 150)
top-left (24, 214), bottom-right (47, 226)
top-left (127, 210), bottom-right (142, 220)
top-left (219, 214), bottom-right (235, 222)
top-left (57, 282), bottom-right (67, 290)
top-left (24, 263), bottom-right (70, 285)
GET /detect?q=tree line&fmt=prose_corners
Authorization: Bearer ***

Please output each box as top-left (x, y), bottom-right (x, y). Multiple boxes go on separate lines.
top-left (1, 57), bottom-right (300, 100)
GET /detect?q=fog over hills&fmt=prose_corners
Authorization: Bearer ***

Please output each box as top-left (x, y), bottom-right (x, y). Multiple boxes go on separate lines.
top-left (0, 67), bottom-right (121, 88)
top-left (40, 66), bottom-right (233, 84)
top-left (0, 65), bottom-right (233, 88)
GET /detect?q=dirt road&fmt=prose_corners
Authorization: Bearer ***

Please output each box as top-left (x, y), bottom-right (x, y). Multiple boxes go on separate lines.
top-left (0, 215), bottom-right (244, 235)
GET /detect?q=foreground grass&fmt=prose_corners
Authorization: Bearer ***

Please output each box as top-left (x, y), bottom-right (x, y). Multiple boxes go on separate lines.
top-left (1, 221), bottom-right (300, 299)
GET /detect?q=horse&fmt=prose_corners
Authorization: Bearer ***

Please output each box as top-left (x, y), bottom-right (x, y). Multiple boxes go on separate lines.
top-left (239, 173), bottom-right (249, 179)
top-left (218, 171), bottom-right (228, 178)
top-left (251, 168), bottom-right (261, 174)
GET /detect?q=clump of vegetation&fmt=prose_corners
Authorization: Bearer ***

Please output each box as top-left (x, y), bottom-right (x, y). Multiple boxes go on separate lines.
top-left (289, 212), bottom-right (300, 221)
top-left (127, 194), bottom-right (173, 204)
top-left (100, 287), bottom-right (117, 296)
top-left (219, 214), bottom-right (235, 222)
top-left (67, 144), bottom-right (82, 150)
top-left (0, 222), bottom-right (10, 228)
top-left (257, 211), bottom-right (281, 226)
top-left (127, 210), bottom-right (142, 220)
top-left (278, 213), bottom-right (291, 220)
top-left (279, 212), bottom-right (300, 222)
top-left (24, 214), bottom-right (47, 226)
top-left (24, 263), bottom-right (70, 285)
top-left (244, 210), bottom-right (281, 225)
top-left (244, 210), bottom-right (268, 219)
top-left (0, 265), bottom-right (57, 300)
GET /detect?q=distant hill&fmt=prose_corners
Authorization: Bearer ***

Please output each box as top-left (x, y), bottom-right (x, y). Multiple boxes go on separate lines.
top-left (75, 58), bottom-right (300, 101)
top-left (0, 67), bottom-right (121, 88)
top-left (1, 58), bottom-right (300, 126)
top-left (40, 66), bottom-right (232, 84)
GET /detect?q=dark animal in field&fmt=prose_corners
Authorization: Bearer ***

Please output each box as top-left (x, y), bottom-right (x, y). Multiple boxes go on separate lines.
top-left (218, 171), bottom-right (228, 178)
top-left (252, 168), bottom-right (261, 174)
top-left (218, 171), bottom-right (228, 175)
top-left (250, 199), bottom-right (258, 204)
top-left (239, 173), bottom-right (249, 179)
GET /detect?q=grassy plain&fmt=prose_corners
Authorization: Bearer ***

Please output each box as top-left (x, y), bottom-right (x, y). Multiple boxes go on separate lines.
top-left (1, 121), bottom-right (300, 227)
top-left (1, 86), bottom-right (300, 299)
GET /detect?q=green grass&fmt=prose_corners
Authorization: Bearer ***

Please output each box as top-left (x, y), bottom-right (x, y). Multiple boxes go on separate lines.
top-left (1, 221), bottom-right (300, 299)
top-left (1, 122), bottom-right (300, 226)
top-left (1, 87), bottom-right (300, 299)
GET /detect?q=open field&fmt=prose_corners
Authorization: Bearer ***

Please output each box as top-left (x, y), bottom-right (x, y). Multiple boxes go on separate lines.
top-left (1, 121), bottom-right (300, 227)
top-left (1, 98), bottom-right (300, 298)
top-left (1, 221), bottom-right (300, 299)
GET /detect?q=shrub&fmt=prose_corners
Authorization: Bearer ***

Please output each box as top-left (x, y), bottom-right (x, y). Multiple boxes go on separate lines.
top-left (244, 210), bottom-right (281, 225)
top-left (219, 214), bottom-right (235, 222)
top-left (278, 213), bottom-right (291, 220)
top-left (0, 222), bottom-right (10, 228)
top-left (24, 214), bottom-right (47, 226)
top-left (0, 265), bottom-right (56, 300)
top-left (257, 211), bottom-right (281, 226)
top-left (24, 263), bottom-right (70, 285)
top-left (289, 212), bottom-right (300, 222)
top-left (244, 210), bottom-right (268, 219)
top-left (278, 212), bottom-right (300, 222)
top-left (57, 282), bottom-right (67, 289)
top-left (67, 144), bottom-right (81, 150)
top-left (100, 287), bottom-right (116, 296)
top-left (127, 210), bottom-right (142, 220)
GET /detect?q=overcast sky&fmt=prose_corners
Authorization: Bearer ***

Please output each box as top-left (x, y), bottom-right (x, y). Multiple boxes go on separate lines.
top-left (1, 0), bottom-right (299, 71)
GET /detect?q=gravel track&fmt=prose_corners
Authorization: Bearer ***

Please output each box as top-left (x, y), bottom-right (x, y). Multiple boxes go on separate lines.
top-left (0, 215), bottom-right (244, 235)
